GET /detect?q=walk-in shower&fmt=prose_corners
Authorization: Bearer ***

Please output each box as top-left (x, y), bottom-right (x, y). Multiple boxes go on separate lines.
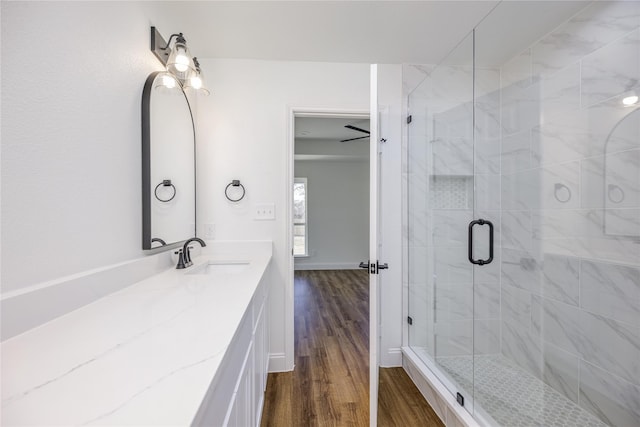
top-left (404, 1), bottom-right (639, 426)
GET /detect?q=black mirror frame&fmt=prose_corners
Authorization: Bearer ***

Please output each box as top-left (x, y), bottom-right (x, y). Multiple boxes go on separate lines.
top-left (141, 71), bottom-right (197, 250)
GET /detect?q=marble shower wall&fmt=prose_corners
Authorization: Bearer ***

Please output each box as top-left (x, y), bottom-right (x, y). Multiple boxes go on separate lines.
top-left (498, 2), bottom-right (640, 426)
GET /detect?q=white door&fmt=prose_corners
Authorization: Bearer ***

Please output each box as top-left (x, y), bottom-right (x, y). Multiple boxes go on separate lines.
top-left (368, 64), bottom-right (384, 427)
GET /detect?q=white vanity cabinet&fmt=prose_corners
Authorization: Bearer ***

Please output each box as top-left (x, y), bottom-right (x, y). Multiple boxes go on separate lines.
top-left (192, 270), bottom-right (270, 427)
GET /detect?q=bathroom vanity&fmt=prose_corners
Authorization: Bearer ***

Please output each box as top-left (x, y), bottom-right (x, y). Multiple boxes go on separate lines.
top-left (1, 241), bottom-right (272, 426)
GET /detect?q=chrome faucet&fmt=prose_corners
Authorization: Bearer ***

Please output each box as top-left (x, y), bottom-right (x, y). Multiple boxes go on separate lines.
top-left (176, 237), bottom-right (206, 269)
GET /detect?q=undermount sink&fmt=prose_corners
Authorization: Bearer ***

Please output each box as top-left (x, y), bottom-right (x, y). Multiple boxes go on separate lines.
top-left (188, 260), bottom-right (250, 275)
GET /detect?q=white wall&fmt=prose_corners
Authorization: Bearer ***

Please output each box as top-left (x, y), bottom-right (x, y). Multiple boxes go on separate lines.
top-left (294, 158), bottom-right (369, 270)
top-left (1, 2), bottom-right (177, 294)
top-left (195, 58), bottom-right (369, 370)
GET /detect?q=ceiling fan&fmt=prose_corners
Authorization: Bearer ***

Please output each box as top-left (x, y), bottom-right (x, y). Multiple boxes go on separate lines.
top-left (340, 124), bottom-right (370, 142)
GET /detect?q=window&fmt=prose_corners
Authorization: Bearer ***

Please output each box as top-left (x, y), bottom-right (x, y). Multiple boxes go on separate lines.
top-left (293, 178), bottom-right (308, 256)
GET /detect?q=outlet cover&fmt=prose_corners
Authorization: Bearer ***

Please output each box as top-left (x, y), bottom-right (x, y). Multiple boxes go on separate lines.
top-left (254, 203), bottom-right (275, 220)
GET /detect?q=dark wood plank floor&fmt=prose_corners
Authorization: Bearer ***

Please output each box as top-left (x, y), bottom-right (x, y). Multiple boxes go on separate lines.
top-left (260, 270), bottom-right (444, 427)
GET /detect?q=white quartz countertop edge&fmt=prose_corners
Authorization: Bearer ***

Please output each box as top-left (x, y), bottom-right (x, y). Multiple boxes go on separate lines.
top-left (1, 245), bottom-right (272, 426)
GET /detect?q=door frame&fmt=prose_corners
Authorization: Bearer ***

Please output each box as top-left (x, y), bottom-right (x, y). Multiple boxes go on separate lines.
top-left (284, 107), bottom-right (370, 370)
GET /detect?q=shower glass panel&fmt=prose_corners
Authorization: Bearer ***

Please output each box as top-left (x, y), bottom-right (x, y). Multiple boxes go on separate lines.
top-left (407, 30), bottom-right (475, 415)
top-left (407, 1), bottom-right (640, 426)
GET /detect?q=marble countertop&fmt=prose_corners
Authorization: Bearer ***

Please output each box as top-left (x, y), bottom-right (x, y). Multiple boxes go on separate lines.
top-left (1, 241), bottom-right (272, 426)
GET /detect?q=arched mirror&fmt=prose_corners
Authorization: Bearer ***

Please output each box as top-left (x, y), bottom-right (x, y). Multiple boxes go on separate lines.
top-left (604, 105), bottom-right (639, 238)
top-left (142, 71), bottom-right (196, 249)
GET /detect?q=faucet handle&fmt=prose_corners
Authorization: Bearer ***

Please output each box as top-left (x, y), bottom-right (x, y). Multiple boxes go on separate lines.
top-left (175, 249), bottom-right (187, 269)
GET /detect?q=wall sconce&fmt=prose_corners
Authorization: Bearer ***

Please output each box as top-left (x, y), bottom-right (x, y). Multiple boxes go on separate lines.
top-left (183, 57), bottom-right (211, 96)
top-left (150, 26), bottom-right (209, 95)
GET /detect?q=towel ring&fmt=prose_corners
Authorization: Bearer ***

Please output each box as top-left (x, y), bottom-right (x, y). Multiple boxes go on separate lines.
top-left (554, 183), bottom-right (571, 203)
top-left (225, 180), bottom-right (246, 202)
top-left (155, 179), bottom-right (176, 202)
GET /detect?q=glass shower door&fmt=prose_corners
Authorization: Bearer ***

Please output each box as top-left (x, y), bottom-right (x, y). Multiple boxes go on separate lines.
top-left (407, 30), bottom-right (476, 414)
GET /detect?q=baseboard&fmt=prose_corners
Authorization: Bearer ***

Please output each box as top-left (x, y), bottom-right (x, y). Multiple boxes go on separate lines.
top-left (294, 262), bottom-right (361, 271)
top-left (268, 352), bottom-right (290, 372)
top-left (380, 347), bottom-right (403, 367)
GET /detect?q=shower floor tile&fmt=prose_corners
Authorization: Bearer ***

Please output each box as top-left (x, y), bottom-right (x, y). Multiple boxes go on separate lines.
top-left (434, 354), bottom-right (608, 427)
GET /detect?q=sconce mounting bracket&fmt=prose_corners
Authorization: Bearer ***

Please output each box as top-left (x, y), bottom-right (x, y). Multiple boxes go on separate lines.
top-left (150, 26), bottom-right (170, 66)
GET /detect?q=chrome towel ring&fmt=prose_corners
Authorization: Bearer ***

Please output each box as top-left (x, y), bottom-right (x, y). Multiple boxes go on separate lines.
top-left (225, 180), bottom-right (246, 202)
top-left (155, 179), bottom-right (176, 202)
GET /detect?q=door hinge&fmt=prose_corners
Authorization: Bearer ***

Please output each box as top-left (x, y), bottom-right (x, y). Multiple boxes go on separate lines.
top-left (457, 392), bottom-right (464, 406)
top-left (407, 316), bottom-right (413, 325)
top-left (406, 115), bottom-right (412, 124)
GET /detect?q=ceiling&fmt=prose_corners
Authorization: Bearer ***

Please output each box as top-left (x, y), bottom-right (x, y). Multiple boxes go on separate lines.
top-left (295, 117), bottom-right (370, 141)
top-left (145, 1), bottom-right (590, 68)
top-left (145, 1), bottom-right (500, 64)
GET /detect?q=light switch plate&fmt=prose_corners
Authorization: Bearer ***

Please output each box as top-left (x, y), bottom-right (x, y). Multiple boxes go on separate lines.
top-left (254, 203), bottom-right (275, 220)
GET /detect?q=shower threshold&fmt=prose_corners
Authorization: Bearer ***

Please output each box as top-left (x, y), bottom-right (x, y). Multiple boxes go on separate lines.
top-left (433, 353), bottom-right (608, 427)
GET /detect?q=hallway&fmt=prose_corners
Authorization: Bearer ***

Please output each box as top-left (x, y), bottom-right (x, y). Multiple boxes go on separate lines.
top-left (260, 270), bottom-right (443, 426)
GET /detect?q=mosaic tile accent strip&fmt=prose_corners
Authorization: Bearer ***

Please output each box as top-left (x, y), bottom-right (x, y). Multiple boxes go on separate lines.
top-left (436, 354), bottom-right (609, 427)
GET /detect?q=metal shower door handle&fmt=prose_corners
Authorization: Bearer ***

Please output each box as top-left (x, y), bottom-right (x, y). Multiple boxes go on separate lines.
top-left (468, 219), bottom-right (494, 265)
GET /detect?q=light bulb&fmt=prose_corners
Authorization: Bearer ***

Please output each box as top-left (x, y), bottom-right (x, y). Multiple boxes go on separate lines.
top-left (622, 95), bottom-right (639, 106)
top-left (190, 75), bottom-right (203, 90)
top-left (174, 53), bottom-right (190, 72)
top-left (162, 74), bottom-right (176, 88)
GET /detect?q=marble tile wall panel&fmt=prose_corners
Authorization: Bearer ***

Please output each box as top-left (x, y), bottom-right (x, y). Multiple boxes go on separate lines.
top-left (531, 115), bottom-right (591, 166)
top-left (501, 210), bottom-right (533, 252)
top-left (605, 149), bottom-right (640, 209)
top-left (473, 250), bottom-right (501, 286)
top-left (580, 260), bottom-right (640, 326)
top-left (408, 245), bottom-right (429, 287)
top-left (532, 296), bottom-right (581, 357)
top-left (542, 254), bottom-right (579, 306)
top-left (502, 48), bottom-right (533, 89)
top-left (475, 173), bottom-right (501, 211)
top-left (535, 295), bottom-right (640, 386)
top-left (501, 170), bottom-right (540, 211)
top-left (501, 248), bottom-right (542, 294)
top-left (502, 283), bottom-right (534, 327)
top-left (501, 82), bottom-right (541, 136)
top-left (432, 210), bottom-right (472, 247)
top-left (579, 360), bottom-right (640, 427)
top-left (541, 161), bottom-right (580, 209)
top-left (532, 1), bottom-right (640, 77)
top-left (435, 319), bottom-right (473, 357)
top-left (433, 246), bottom-right (472, 285)
top-left (578, 310), bottom-right (640, 385)
top-left (501, 130), bottom-right (531, 175)
top-left (580, 156), bottom-right (606, 208)
top-left (475, 137), bottom-right (501, 175)
top-left (431, 137), bottom-right (473, 176)
top-left (539, 62), bottom-right (581, 125)
top-left (582, 28), bottom-right (640, 107)
top-left (474, 282), bottom-right (500, 319)
top-left (603, 208), bottom-right (640, 238)
top-left (474, 318), bottom-right (500, 355)
top-left (435, 282), bottom-right (473, 322)
top-left (501, 318), bottom-right (543, 378)
top-left (475, 94), bottom-right (501, 140)
top-left (408, 208), bottom-right (429, 247)
top-left (542, 342), bottom-right (580, 404)
top-left (403, 64), bottom-right (433, 95)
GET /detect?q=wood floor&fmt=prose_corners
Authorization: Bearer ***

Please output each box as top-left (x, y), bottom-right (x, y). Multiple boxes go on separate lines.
top-left (260, 270), bottom-right (444, 427)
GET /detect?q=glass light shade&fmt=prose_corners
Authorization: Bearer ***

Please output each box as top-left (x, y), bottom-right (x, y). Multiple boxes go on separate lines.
top-left (153, 72), bottom-right (181, 95)
top-left (166, 41), bottom-right (195, 80)
top-left (184, 69), bottom-right (210, 96)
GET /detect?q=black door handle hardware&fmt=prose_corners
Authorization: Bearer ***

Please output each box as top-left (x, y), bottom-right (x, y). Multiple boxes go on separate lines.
top-left (377, 262), bottom-right (389, 270)
top-left (359, 261), bottom-right (370, 269)
top-left (468, 219), bottom-right (494, 265)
